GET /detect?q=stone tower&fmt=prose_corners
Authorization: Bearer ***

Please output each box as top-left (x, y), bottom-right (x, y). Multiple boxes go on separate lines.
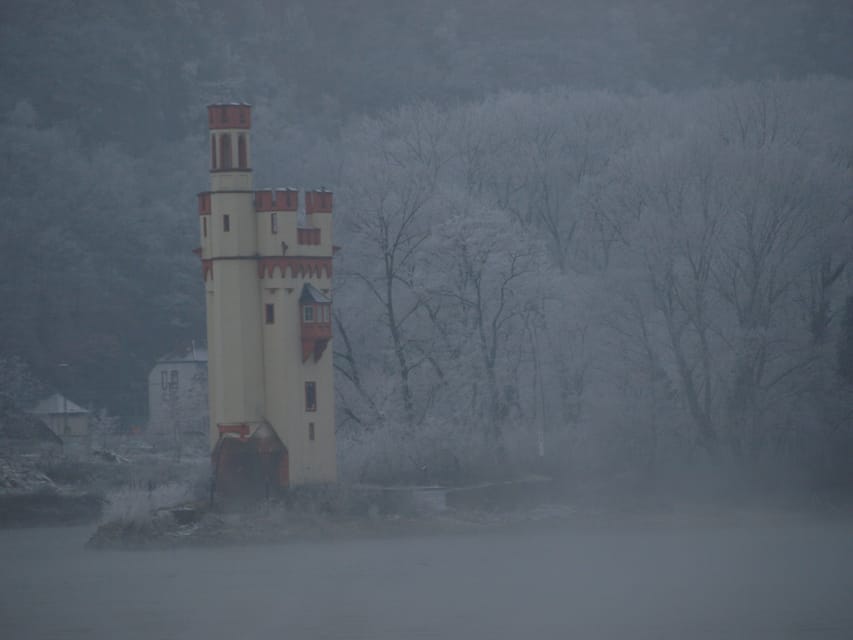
top-left (197, 103), bottom-right (336, 493)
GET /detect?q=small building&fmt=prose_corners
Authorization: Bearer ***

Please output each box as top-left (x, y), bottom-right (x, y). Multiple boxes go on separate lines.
top-left (147, 346), bottom-right (208, 442)
top-left (28, 393), bottom-right (90, 439)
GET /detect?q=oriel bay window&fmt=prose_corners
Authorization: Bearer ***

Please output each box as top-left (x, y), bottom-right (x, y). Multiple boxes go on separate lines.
top-left (299, 283), bottom-right (332, 362)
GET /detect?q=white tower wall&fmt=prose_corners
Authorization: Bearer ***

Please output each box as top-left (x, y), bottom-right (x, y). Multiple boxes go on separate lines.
top-left (199, 104), bottom-right (337, 486)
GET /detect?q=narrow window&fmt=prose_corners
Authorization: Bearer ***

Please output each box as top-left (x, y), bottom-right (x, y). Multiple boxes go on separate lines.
top-left (265, 303), bottom-right (275, 324)
top-left (170, 370), bottom-right (179, 389)
top-left (305, 382), bottom-right (316, 412)
top-left (303, 305), bottom-right (314, 323)
top-left (223, 214), bottom-right (230, 232)
top-left (211, 136), bottom-right (217, 169)
top-left (238, 134), bottom-right (247, 168)
top-left (308, 422), bottom-right (315, 441)
top-left (271, 212), bottom-right (278, 234)
top-left (322, 305), bottom-right (330, 323)
top-left (161, 370), bottom-right (168, 390)
top-left (220, 134), bottom-right (232, 169)
top-left (203, 217), bottom-right (208, 237)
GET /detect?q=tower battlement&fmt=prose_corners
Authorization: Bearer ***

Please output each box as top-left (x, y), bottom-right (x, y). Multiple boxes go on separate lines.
top-left (254, 189), bottom-right (299, 212)
top-left (197, 192), bottom-right (211, 215)
top-left (305, 189), bottom-right (333, 214)
top-left (207, 103), bottom-right (252, 130)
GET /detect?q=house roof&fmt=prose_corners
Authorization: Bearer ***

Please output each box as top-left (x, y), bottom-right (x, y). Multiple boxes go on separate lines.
top-left (28, 393), bottom-right (89, 416)
top-left (0, 409), bottom-right (63, 443)
top-left (299, 283), bottom-right (331, 304)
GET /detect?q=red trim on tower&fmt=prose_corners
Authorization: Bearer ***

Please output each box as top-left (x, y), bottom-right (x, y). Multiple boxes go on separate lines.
top-left (258, 256), bottom-right (332, 279)
top-left (302, 337), bottom-right (331, 362)
top-left (301, 322), bottom-right (332, 362)
top-left (198, 192), bottom-right (211, 215)
top-left (278, 451), bottom-right (290, 488)
top-left (305, 190), bottom-right (333, 214)
top-left (297, 228), bottom-right (321, 245)
top-left (254, 189), bottom-right (298, 212)
top-left (218, 423), bottom-right (250, 439)
top-left (207, 104), bottom-right (252, 130)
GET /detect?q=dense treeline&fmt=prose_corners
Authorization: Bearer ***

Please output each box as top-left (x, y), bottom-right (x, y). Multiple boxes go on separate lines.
top-left (0, 2), bottom-right (851, 489)
top-left (331, 80), bottom-right (853, 488)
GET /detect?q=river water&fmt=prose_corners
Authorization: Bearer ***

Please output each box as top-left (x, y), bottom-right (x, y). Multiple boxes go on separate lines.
top-left (1, 517), bottom-right (852, 639)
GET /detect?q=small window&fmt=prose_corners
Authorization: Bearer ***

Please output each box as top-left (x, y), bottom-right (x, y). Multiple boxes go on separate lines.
top-left (308, 422), bottom-right (315, 441)
top-left (265, 303), bottom-right (275, 324)
top-left (271, 212), bottom-right (278, 234)
top-left (161, 370), bottom-right (168, 390)
top-left (305, 382), bottom-right (316, 412)
top-left (203, 217), bottom-right (208, 237)
top-left (170, 370), bottom-right (179, 390)
top-left (322, 305), bottom-right (330, 323)
top-left (223, 214), bottom-right (230, 232)
top-left (303, 305), bottom-right (314, 323)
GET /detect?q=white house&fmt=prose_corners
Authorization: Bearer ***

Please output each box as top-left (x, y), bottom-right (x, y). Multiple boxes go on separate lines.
top-left (147, 346), bottom-right (208, 444)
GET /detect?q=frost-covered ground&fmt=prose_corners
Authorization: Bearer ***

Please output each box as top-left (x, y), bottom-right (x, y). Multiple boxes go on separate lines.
top-left (2, 516), bottom-right (852, 639)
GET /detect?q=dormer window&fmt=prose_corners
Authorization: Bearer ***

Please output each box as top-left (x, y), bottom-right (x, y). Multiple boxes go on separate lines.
top-left (303, 305), bottom-right (314, 322)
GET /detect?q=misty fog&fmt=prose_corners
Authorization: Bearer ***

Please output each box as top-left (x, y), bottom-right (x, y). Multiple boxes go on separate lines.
top-left (1, 1), bottom-right (852, 638)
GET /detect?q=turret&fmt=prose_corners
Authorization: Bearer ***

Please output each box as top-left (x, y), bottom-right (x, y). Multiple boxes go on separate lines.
top-left (208, 104), bottom-right (251, 169)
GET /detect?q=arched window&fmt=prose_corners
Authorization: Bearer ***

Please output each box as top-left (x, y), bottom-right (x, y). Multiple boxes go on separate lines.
top-left (220, 134), bottom-right (232, 169)
top-left (211, 136), bottom-right (217, 169)
top-left (237, 134), bottom-right (247, 169)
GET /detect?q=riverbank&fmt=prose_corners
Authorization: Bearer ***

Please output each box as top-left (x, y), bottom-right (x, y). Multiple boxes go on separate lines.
top-left (86, 478), bottom-right (853, 551)
top-left (0, 449), bottom-right (206, 528)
